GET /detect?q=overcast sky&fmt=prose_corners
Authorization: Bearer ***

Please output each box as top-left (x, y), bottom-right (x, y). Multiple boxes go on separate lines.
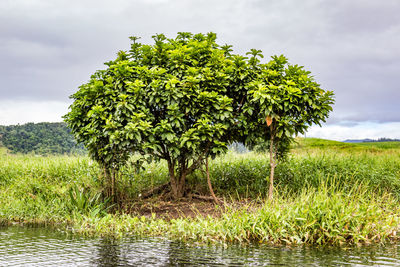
top-left (0, 0), bottom-right (399, 140)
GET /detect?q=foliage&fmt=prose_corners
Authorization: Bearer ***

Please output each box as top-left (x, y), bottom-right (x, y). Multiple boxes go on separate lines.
top-left (68, 184), bottom-right (111, 218)
top-left (245, 55), bottom-right (334, 143)
top-left (64, 32), bottom-right (251, 198)
top-left (243, 55), bottom-right (334, 198)
top-left (250, 138), bottom-right (291, 161)
top-left (0, 122), bottom-right (85, 155)
top-left (64, 32), bottom-right (334, 199)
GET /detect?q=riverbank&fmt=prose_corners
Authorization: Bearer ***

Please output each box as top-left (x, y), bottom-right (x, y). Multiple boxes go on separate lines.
top-left (1, 139), bottom-right (400, 245)
top-left (72, 181), bottom-right (400, 245)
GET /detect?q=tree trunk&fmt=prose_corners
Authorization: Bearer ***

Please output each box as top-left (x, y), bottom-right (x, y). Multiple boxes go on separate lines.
top-left (177, 172), bottom-right (186, 198)
top-left (170, 176), bottom-right (185, 199)
top-left (104, 167), bottom-right (111, 198)
top-left (268, 134), bottom-right (276, 200)
top-left (168, 160), bottom-right (185, 199)
top-left (206, 157), bottom-right (219, 204)
top-left (166, 144), bottom-right (211, 200)
top-left (167, 160), bottom-right (179, 199)
top-left (111, 168), bottom-right (116, 203)
top-left (103, 167), bottom-right (107, 197)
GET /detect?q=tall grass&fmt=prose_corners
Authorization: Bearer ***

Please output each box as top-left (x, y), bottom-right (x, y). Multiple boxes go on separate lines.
top-left (209, 146), bottom-right (400, 198)
top-left (0, 154), bottom-right (100, 221)
top-left (1, 138), bottom-right (400, 245)
top-left (73, 180), bottom-right (400, 245)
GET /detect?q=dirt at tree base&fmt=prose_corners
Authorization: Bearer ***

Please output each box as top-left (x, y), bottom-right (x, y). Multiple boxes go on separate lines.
top-left (122, 196), bottom-right (259, 220)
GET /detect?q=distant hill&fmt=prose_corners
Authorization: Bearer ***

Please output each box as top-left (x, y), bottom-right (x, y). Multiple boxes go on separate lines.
top-left (0, 122), bottom-right (86, 155)
top-left (344, 139), bottom-right (374, 143)
top-left (344, 138), bottom-right (400, 143)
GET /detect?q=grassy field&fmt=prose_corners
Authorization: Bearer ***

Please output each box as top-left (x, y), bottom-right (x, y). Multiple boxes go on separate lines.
top-left (1, 138), bottom-right (400, 245)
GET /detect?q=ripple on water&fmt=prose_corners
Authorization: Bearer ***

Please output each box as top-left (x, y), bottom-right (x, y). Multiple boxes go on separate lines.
top-left (1, 226), bottom-right (400, 266)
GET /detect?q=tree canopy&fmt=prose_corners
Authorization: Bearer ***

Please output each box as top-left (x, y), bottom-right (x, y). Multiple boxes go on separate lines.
top-left (64, 32), bottom-right (334, 199)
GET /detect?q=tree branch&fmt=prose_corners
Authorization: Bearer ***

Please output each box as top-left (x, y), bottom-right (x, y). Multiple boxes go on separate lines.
top-left (185, 142), bottom-right (211, 176)
top-left (235, 94), bottom-right (247, 114)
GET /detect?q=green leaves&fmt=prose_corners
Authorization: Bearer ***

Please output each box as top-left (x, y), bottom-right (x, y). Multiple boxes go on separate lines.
top-left (64, 33), bottom-right (334, 199)
top-left (243, 54), bottom-right (334, 161)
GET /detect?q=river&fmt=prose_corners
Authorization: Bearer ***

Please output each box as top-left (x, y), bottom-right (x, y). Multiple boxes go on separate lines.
top-left (1, 226), bottom-right (400, 266)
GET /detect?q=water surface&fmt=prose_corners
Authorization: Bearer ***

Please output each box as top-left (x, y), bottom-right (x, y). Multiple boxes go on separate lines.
top-left (1, 226), bottom-right (400, 266)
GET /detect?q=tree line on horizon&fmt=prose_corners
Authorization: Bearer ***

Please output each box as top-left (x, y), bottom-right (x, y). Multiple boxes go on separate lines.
top-left (0, 122), bottom-right (86, 155)
top-left (343, 137), bottom-right (400, 143)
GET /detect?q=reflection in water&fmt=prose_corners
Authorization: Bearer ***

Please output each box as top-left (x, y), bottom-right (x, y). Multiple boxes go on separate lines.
top-left (1, 226), bottom-right (400, 266)
top-left (91, 238), bottom-right (172, 266)
top-left (92, 239), bottom-right (120, 267)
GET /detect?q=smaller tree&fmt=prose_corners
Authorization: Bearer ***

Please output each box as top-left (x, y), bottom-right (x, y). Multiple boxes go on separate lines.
top-left (244, 55), bottom-right (334, 199)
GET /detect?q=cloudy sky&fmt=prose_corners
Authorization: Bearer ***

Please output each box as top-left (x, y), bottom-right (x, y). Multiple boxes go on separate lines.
top-left (0, 0), bottom-right (399, 140)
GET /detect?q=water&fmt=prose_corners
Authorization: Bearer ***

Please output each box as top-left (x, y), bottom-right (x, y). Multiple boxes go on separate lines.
top-left (1, 226), bottom-right (400, 266)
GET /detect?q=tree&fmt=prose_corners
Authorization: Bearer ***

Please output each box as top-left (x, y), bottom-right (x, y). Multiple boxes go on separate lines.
top-left (244, 55), bottom-right (334, 199)
top-left (64, 32), bottom-right (249, 199)
top-left (64, 33), bottom-right (334, 201)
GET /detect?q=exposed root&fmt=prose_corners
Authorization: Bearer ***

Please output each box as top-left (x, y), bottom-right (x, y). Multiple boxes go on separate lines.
top-left (141, 182), bottom-right (170, 199)
top-left (190, 194), bottom-right (223, 203)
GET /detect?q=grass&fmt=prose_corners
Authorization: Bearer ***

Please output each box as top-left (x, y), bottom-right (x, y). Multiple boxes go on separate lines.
top-left (1, 138), bottom-right (400, 245)
top-left (295, 137), bottom-right (400, 152)
top-left (358, 141), bottom-right (400, 150)
top-left (209, 139), bottom-right (400, 198)
top-left (73, 180), bottom-right (400, 245)
top-left (0, 155), bottom-right (99, 222)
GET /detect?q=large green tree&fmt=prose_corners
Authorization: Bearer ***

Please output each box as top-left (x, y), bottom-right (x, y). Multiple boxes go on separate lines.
top-left (65, 32), bottom-right (334, 200)
top-left (64, 32), bottom-right (249, 199)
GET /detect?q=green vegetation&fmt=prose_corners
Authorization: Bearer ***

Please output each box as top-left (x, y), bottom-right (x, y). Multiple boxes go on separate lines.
top-left (74, 181), bottom-right (400, 245)
top-left (0, 122), bottom-right (85, 155)
top-left (358, 141), bottom-right (400, 150)
top-left (0, 152), bottom-right (100, 222)
top-left (64, 32), bottom-right (334, 200)
top-left (244, 55), bottom-right (334, 199)
top-left (295, 138), bottom-right (400, 154)
top-left (1, 138), bottom-right (400, 246)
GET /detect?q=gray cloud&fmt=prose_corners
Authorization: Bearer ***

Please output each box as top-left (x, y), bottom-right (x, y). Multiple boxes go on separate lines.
top-left (0, 0), bottom-right (399, 123)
